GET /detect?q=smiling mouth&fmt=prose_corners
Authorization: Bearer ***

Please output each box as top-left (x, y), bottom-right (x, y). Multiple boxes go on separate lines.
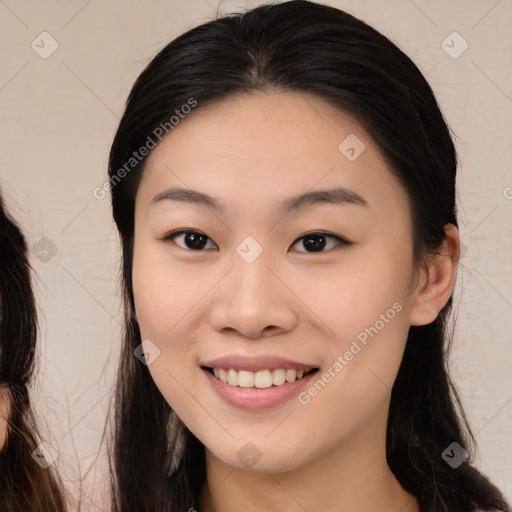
top-left (203, 367), bottom-right (319, 388)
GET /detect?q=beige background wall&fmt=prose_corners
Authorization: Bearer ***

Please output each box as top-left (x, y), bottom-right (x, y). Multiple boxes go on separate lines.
top-left (1, 0), bottom-right (510, 508)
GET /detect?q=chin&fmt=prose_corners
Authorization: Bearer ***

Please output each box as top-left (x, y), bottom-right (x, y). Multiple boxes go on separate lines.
top-left (205, 437), bottom-right (313, 474)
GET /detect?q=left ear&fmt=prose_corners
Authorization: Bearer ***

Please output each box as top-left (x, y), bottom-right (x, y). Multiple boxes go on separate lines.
top-left (409, 223), bottom-right (460, 326)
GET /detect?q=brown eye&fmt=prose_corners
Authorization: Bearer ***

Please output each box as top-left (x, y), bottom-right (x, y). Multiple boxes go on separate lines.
top-left (164, 230), bottom-right (218, 250)
top-left (291, 232), bottom-right (350, 253)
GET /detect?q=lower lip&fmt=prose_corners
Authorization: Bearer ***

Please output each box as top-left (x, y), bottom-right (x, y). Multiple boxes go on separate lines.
top-left (202, 368), bottom-right (317, 411)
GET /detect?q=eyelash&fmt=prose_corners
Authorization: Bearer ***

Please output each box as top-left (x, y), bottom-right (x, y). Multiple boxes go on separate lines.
top-left (161, 229), bottom-right (352, 253)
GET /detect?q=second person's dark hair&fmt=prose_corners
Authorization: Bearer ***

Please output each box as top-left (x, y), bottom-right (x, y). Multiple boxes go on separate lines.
top-left (0, 195), bottom-right (67, 511)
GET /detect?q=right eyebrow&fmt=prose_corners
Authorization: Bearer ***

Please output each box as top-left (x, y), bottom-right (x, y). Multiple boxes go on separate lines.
top-left (151, 187), bottom-right (224, 212)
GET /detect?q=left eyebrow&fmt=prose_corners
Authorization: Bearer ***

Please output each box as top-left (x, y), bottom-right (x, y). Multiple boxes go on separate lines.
top-left (280, 186), bottom-right (368, 213)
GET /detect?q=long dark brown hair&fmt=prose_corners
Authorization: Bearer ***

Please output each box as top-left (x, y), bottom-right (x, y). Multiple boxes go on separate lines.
top-left (107, 1), bottom-right (511, 511)
top-left (0, 195), bottom-right (68, 510)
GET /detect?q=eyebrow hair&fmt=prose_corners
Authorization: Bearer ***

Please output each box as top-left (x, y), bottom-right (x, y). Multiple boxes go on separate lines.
top-left (150, 185), bottom-right (368, 213)
top-left (282, 186), bottom-right (368, 211)
top-left (151, 187), bottom-right (223, 211)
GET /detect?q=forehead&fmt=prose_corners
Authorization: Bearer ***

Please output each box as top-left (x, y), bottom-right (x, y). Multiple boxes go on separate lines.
top-left (137, 90), bottom-right (409, 220)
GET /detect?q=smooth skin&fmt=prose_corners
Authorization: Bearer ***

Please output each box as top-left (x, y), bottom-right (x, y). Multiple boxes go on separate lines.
top-left (0, 387), bottom-right (8, 449)
top-left (132, 90), bottom-right (459, 512)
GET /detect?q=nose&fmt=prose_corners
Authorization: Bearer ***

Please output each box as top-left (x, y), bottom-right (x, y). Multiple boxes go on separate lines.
top-left (207, 251), bottom-right (299, 339)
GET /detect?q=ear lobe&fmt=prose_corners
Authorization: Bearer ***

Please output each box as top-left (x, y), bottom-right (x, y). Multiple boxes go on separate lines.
top-left (409, 224), bottom-right (460, 326)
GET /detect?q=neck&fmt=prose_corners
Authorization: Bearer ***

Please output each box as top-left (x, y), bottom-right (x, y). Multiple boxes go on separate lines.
top-left (198, 410), bottom-right (419, 512)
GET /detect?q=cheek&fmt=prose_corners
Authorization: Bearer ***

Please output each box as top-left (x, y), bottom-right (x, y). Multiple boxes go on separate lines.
top-left (131, 236), bottom-right (216, 406)
top-left (132, 236), bottom-right (204, 342)
top-left (290, 239), bottom-right (413, 347)
top-left (294, 278), bottom-right (410, 452)
top-left (291, 240), bottom-right (413, 408)
top-left (131, 244), bottom-right (204, 420)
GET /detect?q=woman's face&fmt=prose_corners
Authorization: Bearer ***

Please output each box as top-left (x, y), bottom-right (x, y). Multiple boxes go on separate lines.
top-left (132, 91), bottom-right (423, 472)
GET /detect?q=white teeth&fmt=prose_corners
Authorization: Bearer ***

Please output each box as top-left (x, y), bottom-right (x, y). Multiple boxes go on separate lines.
top-left (210, 367), bottom-right (312, 387)
top-left (254, 370), bottom-right (272, 388)
top-left (238, 370), bottom-right (255, 388)
top-left (272, 369), bottom-right (286, 386)
top-left (285, 369), bottom-right (297, 382)
top-left (227, 369), bottom-right (238, 386)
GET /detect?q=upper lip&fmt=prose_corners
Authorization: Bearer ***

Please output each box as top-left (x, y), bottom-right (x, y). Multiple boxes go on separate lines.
top-left (200, 355), bottom-right (318, 372)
